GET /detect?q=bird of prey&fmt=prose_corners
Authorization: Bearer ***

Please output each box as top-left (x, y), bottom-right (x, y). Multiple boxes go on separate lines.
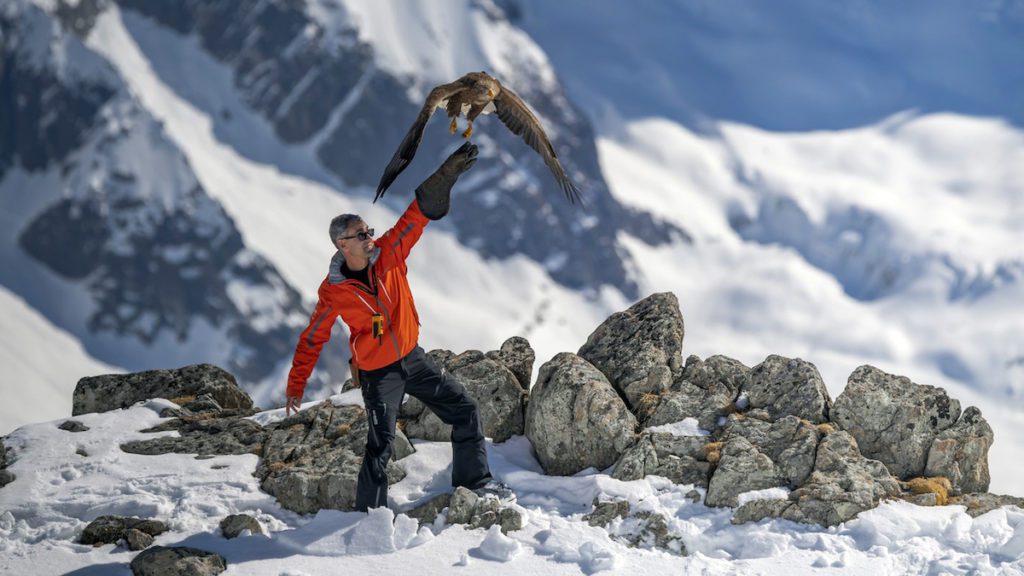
top-left (374, 71), bottom-right (581, 204)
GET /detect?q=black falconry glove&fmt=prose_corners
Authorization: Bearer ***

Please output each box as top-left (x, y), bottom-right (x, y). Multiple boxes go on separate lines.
top-left (415, 141), bottom-right (479, 220)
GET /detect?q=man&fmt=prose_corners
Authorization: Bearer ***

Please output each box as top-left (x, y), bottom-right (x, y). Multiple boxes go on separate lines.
top-left (285, 142), bottom-right (504, 512)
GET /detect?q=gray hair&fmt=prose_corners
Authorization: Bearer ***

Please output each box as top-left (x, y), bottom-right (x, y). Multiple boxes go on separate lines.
top-left (329, 213), bottom-right (363, 245)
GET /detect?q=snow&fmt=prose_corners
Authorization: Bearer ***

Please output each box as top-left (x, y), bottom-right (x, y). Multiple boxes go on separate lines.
top-left (0, 285), bottom-right (118, 434)
top-left (737, 488), bottom-right (791, 507)
top-left (644, 418), bottom-right (709, 437)
top-left (2, 407), bottom-right (1023, 575)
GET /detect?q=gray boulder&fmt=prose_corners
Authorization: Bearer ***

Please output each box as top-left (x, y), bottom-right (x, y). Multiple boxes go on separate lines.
top-left (719, 415), bottom-right (820, 486)
top-left (578, 292), bottom-right (684, 409)
top-left (446, 487), bottom-right (522, 534)
top-left (401, 349), bottom-right (525, 443)
top-left (0, 437), bottom-right (10, 488)
top-left (485, 336), bottom-right (536, 391)
top-left (404, 493), bottom-right (452, 525)
top-left (731, 498), bottom-right (791, 525)
top-left (612, 432), bottom-right (712, 487)
top-left (832, 365), bottom-right (961, 479)
top-left (73, 364), bottom-right (253, 415)
top-left (584, 498), bottom-right (631, 527)
top-left (80, 516), bottom-right (168, 546)
top-left (255, 401), bottom-right (409, 514)
top-left (646, 355), bottom-right (748, 431)
top-left (130, 546), bottom-right (226, 576)
top-left (122, 418), bottom-right (268, 458)
top-left (705, 436), bottom-right (786, 507)
top-left (779, 431), bottom-right (901, 527)
top-left (744, 355), bottom-right (832, 424)
top-left (0, 470), bottom-right (12, 488)
top-left (951, 493), bottom-right (1024, 518)
top-left (58, 420), bottom-right (89, 432)
top-left (525, 353), bottom-right (637, 476)
top-left (219, 514), bottom-right (263, 538)
top-left (124, 528), bottom-right (154, 551)
top-left (925, 406), bottom-right (993, 494)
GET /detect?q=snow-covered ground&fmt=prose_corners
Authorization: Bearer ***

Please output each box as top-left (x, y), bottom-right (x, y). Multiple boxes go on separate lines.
top-left (1, 400), bottom-right (1021, 575)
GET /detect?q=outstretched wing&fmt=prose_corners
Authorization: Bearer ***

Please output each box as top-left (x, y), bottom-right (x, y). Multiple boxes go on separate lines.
top-left (375, 82), bottom-right (464, 202)
top-left (493, 86), bottom-right (582, 204)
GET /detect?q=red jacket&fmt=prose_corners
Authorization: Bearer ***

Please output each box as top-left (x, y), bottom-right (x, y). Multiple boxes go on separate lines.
top-left (286, 200), bottom-right (429, 398)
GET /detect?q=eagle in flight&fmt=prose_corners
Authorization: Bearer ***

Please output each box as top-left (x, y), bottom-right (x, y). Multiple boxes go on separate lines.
top-left (374, 71), bottom-right (582, 205)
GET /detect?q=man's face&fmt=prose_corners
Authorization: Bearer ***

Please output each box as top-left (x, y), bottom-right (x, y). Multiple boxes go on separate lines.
top-left (338, 220), bottom-right (375, 259)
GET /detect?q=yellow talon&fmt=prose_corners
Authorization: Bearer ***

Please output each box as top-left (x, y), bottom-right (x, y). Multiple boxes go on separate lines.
top-left (462, 123), bottom-right (473, 139)
top-left (449, 118), bottom-right (458, 134)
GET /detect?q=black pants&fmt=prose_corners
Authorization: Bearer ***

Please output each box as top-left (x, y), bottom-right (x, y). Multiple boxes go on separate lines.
top-left (355, 345), bottom-right (492, 511)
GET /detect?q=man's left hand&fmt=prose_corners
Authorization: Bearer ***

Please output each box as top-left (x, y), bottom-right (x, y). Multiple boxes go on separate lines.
top-left (285, 394), bottom-right (302, 416)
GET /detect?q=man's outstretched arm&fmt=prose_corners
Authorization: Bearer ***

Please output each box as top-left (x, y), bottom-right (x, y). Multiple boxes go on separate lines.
top-left (285, 294), bottom-right (337, 414)
top-left (376, 142), bottom-right (479, 271)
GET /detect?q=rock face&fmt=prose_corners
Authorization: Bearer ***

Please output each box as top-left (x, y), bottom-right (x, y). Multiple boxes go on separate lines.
top-left (719, 415), bottom-right (821, 487)
top-left (485, 336), bottom-right (536, 391)
top-left (778, 431), bottom-right (902, 527)
top-left (122, 418), bottom-right (267, 457)
top-left (401, 346), bottom-right (527, 443)
top-left (706, 436), bottom-right (787, 507)
top-left (612, 432), bottom-right (712, 487)
top-left (924, 406), bottom-right (993, 494)
top-left (832, 365), bottom-right (965, 480)
top-left (79, 516), bottom-right (168, 546)
top-left (744, 355), bottom-right (832, 424)
top-left (646, 355), bottom-right (748, 431)
top-left (130, 546), bottom-right (226, 576)
top-left (578, 293), bottom-right (684, 409)
top-left (73, 364), bottom-right (254, 416)
top-left (525, 353), bottom-right (637, 476)
top-left (255, 401), bottom-right (411, 514)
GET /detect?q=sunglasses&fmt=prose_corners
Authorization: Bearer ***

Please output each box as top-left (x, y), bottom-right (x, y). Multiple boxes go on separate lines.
top-left (339, 228), bottom-right (375, 241)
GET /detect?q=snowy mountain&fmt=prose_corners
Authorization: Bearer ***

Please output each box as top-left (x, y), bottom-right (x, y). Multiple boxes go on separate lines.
top-left (1, 0), bottom-right (1022, 498)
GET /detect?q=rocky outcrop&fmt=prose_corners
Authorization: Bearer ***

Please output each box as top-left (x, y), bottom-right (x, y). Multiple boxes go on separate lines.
top-left (122, 418), bottom-right (267, 457)
top-left (79, 516), bottom-right (168, 546)
top-left (924, 406), bottom-right (993, 494)
top-left (706, 436), bottom-right (787, 507)
top-left (485, 336), bottom-right (536, 391)
top-left (832, 365), bottom-right (973, 484)
top-left (74, 364), bottom-right (254, 416)
top-left (776, 431), bottom-right (901, 526)
top-left (130, 546), bottom-right (226, 576)
top-left (719, 415), bottom-right (821, 487)
top-left (744, 355), bottom-right (832, 424)
top-left (401, 346), bottom-right (527, 443)
top-left (646, 354), bottom-right (748, 430)
top-left (578, 293), bottom-right (684, 409)
top-left (525, 353), bottom-right (637, 476)
top-left (612, 432), bottom-right (712, 487)
top-left (255, 401), bottom-right (411, 514)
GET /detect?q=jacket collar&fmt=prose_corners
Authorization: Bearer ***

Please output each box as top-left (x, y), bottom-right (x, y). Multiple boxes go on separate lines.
top-left (328, 248), bottom-right (381, 286)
